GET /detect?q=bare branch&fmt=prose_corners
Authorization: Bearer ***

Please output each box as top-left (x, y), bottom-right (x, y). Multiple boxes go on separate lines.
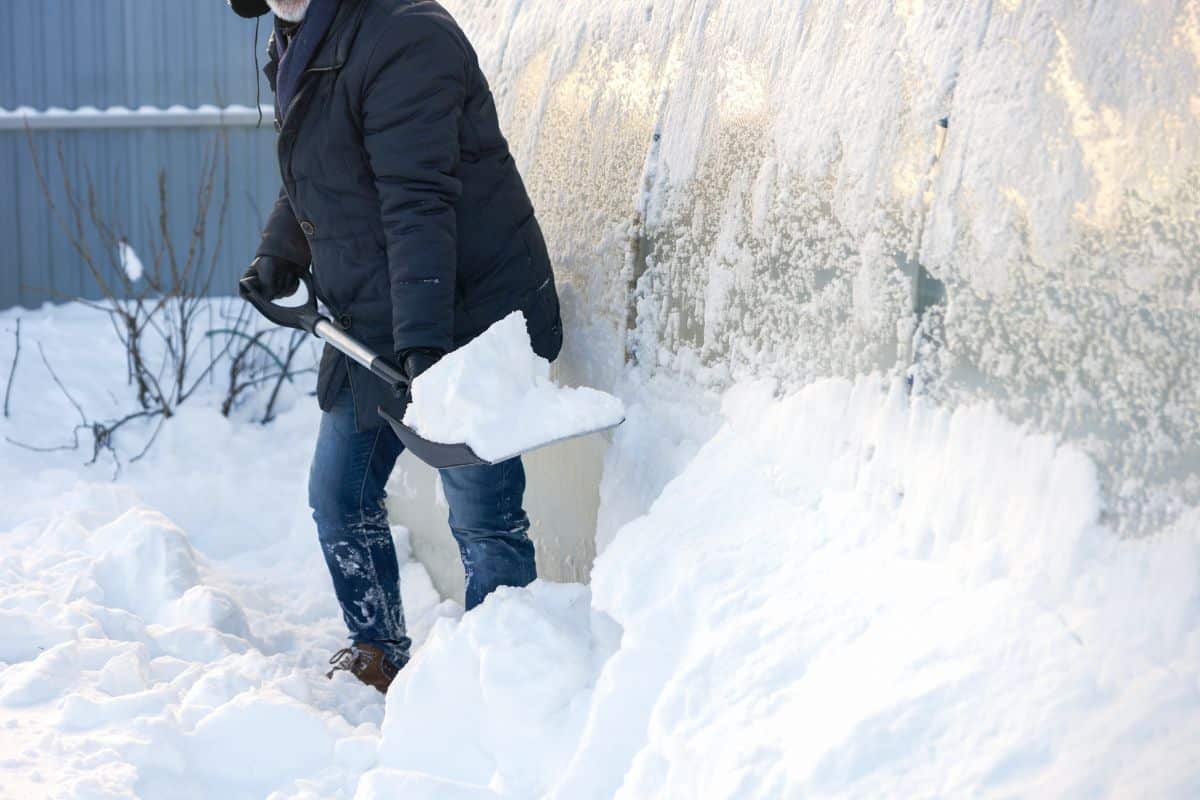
top-left (4, 319), bottom-right (21, 418)
top-left (262, 330), bottom-right (307, 423)
top-left (129, 412), bottom-right (168, 464)
top-left (37, 342), bottom-right (86, 426)
top-left (5, 429), bottom-right (81, 453)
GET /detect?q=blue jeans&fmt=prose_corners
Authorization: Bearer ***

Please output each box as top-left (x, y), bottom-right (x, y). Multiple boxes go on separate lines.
top-left (308, 387), bottom-right (537, 667)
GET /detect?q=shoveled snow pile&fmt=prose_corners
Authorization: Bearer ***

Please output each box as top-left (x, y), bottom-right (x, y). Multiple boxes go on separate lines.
top-left (363, 377), bottom-right (1200, 799)
top-left (402, 312), bottom-right (624, 462)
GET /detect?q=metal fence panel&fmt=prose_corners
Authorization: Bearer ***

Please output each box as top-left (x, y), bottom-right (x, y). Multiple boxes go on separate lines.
top-left (1, 1), bottom-right (277, 310)
top-left (1, 1), bottom-right (268, 110)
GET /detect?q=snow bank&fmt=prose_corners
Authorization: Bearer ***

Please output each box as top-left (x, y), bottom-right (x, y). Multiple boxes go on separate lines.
top-left (3, 300), bottom-right (1198, 796)
top-left (403, 312), bottom-right (624, 462)
top-left (368, 581), bottom-right (620, 798)
top-left (366, 375), bottom-right (1200, 798)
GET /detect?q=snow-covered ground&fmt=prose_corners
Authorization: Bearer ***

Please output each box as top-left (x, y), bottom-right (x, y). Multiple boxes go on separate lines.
top-left (1, 303), bottom-right (1197, 799)
top-left (0, 304), bottom-right (453, 798)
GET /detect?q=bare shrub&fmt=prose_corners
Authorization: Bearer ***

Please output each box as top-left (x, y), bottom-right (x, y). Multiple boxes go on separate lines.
top-left (13, 126), bottom-right (314, 471)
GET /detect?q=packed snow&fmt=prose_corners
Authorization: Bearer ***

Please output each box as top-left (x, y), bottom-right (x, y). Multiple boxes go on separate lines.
top-left (0, 104), bottom-right (274, 130)
top-left (1, 303), bottom-right (1197, 798)
top-left (402, 312), bottom-right (624, 463)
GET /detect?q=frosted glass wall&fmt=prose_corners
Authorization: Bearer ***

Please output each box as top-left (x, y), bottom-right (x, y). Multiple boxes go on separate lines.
top-left (447, 0), bottom-right (1199, 538)
top-left (398, 0), bottom-right (1198, 596)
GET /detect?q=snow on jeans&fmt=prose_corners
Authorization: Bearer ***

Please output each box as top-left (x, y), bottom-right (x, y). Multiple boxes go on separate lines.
top-left (308, 386), bottom-right (537, 667)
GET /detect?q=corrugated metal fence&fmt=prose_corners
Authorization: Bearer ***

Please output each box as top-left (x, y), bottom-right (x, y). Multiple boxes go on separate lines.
top-left (1, 1), bottom-right (280, 309)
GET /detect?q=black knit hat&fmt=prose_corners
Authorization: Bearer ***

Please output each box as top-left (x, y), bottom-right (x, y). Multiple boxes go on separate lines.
top-left (228, 0), bottom-right (270, 17)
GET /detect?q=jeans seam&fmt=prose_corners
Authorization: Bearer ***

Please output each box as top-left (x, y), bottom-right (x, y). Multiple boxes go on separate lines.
top-left (358, 424), bottom-right (385, 526)
top-left (358, 424), bottom-right (392, 650)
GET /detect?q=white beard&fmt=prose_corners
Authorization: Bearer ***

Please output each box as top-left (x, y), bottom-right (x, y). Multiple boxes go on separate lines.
top-left (266, 0), bottom-right (311, 22)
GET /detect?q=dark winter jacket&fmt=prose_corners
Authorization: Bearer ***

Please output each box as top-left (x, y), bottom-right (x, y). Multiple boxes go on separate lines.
top-left (255, 0), bottom-right (562, 430)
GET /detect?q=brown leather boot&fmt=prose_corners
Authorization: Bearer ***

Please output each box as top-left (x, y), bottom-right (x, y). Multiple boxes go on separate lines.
top-left (326, 643), bottom-right (402, 694)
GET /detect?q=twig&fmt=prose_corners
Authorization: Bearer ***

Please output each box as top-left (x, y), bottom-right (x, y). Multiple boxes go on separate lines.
top-left (5, 432), bottom-right (80, 453)
top-left (262, 330), bottom-right (307, 423)
top-left (38, 342), bottom-right (86, 426)
top-left (206, 327), bottom-right (292, 375)
top-left (4, 319), bottom-right (20, 417)
top-left (129, 412), bottom-right (168, 464)
top-left (86, 408), bottom-right (162, 468)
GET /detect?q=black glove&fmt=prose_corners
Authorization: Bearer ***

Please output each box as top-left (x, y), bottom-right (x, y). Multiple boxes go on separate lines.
top-left (239, 256), bottom-right (305, 302)
top-left (399, 348), bottom-right (443, 382)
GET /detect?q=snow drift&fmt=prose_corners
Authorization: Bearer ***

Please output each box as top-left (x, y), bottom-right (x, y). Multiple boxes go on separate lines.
top-left (363, 376), bottom-right (1200, 798)
top-left (2, 285), bottom-right (1198, 799)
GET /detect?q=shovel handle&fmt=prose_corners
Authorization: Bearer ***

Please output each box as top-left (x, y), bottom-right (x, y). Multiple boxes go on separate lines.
top-left (240, 270), bottom-right (408, 394)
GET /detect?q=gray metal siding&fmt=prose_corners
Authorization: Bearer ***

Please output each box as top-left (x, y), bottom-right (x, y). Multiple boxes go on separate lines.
top-left (1, 1), bottom-right (278, 310)
top-left (1, 1), bottom-right (267, 109)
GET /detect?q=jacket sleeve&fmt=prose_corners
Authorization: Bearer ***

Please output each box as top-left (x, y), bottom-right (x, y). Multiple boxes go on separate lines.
top-left (361, 15), bottom-right (465, 355)
top-left (256, 185), bottom-right (312, 267)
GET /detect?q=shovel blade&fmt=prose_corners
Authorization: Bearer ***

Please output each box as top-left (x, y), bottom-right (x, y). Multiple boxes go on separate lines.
top-left (378, 408), bottom-right (488, 469)
top-left (378, 407), bottom-right (625, 469)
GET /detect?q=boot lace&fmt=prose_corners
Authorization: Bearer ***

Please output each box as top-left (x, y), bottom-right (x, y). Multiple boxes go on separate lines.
top-left (326, 646), bottom-right (364, 678)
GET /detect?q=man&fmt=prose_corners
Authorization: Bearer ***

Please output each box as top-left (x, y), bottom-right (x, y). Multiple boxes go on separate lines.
top-left (231, 0), bottom-right (562, 693)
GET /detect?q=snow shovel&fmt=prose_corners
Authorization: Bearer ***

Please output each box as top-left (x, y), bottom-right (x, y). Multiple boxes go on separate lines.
top-left (241, 272), bottom-right (623, 469)
top-left (240, 272), bottom-right (490, 468)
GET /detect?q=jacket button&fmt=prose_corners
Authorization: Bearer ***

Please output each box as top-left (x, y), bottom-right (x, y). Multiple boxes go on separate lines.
top-left (299, 220), bottom-right (315, 236)
top-left (338, 314), bottom-right (352, 329)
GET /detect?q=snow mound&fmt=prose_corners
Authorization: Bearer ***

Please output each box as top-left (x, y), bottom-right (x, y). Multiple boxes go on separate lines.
top-left (0, 473), bottom-right (449, 797)
top-left (186, 688), bottom-right (336, 786)
top-left (84, 507), bottom-right (201, 623)
top-left (370, 581), bottom-right (620, 798)
top-left (403, 312), bottom-right (625, 462)
top-left (363, 376), bottom-right (1200, 798)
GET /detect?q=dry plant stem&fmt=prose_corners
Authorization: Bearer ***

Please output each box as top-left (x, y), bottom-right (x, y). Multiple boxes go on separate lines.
top-left (262, 330), bottom-right (307, 423)
top-left (3, 319), bottom-right (20, 417)
top-left (38, 342), bottom-right (86, 426)
top-left (7, 343), bottom-right (165, 478)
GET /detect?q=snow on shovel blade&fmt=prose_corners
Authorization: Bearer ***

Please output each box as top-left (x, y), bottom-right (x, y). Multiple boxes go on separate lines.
top-left (378, 407), bottom-right (624, 469)
top-left (479, 416), bottom-right (625, 465)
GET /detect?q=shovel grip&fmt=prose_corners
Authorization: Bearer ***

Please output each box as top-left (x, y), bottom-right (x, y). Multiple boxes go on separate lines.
top-left (239, 270), bottom-right (325, 335)
top-left (241, 269), bottom-right (408, 394)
